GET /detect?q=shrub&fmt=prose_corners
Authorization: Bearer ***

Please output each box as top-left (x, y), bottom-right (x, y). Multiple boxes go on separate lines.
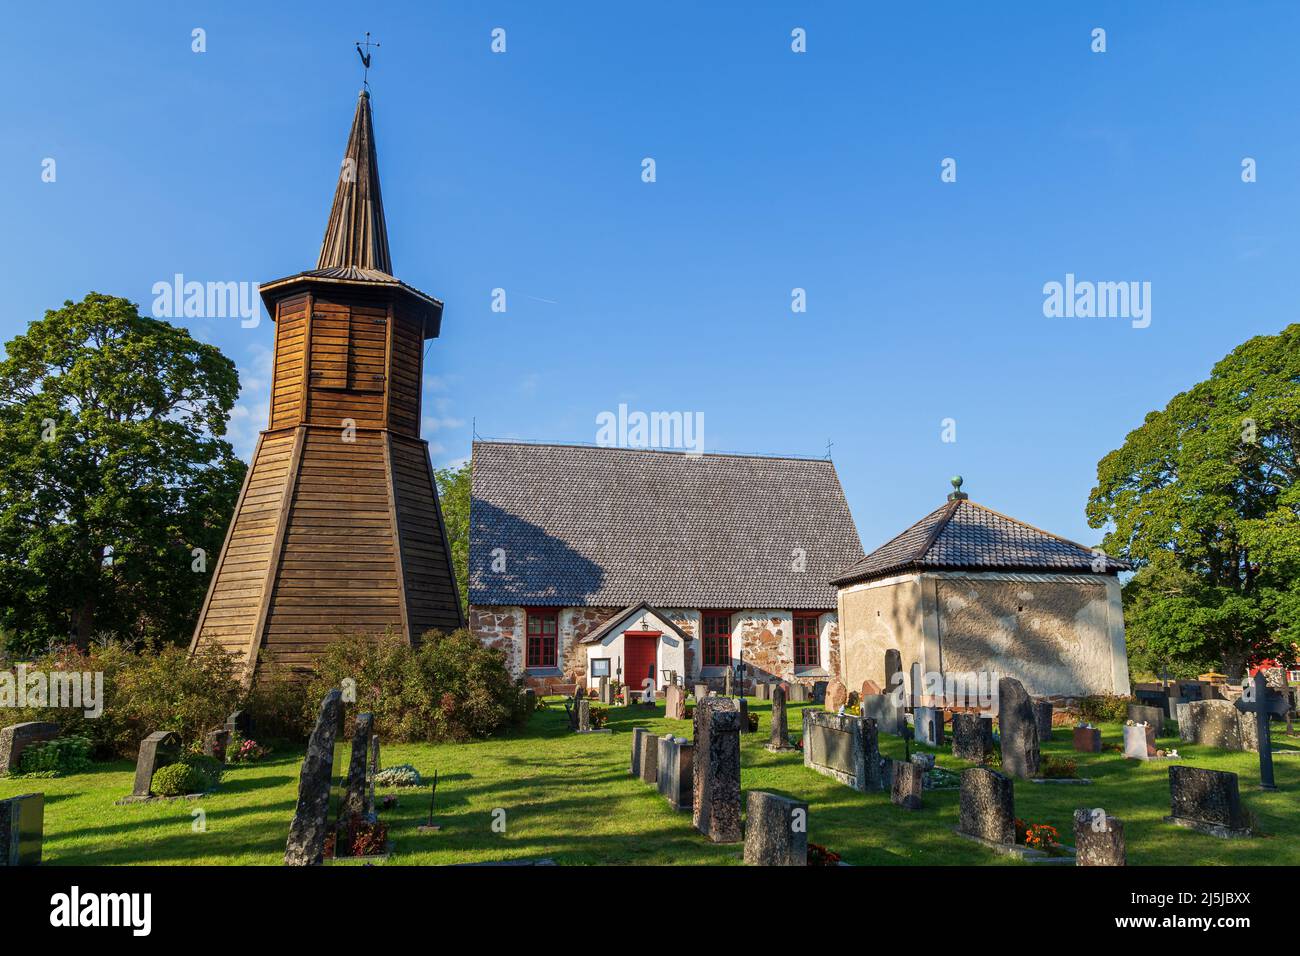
top-left (1039, 754), bottom-right (1077, 779)
top-left (1078, 694), bottom-right (1132, 724)
top-left (151, 762), bottom-right (202, 797)
top-left (183, 753), bottom-right (224, 791)
top-left (226, 732), bottom-right (271, 763)
top-left (14, 735), bottom-right (93, 777)
top-left (306, 628), bottom-right (529, 743)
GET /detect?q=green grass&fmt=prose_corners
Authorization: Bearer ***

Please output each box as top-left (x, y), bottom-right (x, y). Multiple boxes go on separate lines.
top-left (3, 699), bottom-right (1298, 865)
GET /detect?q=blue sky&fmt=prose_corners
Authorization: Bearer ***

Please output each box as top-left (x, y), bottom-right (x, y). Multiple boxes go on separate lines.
top-left (3, 1), bottom-right (1298, 554)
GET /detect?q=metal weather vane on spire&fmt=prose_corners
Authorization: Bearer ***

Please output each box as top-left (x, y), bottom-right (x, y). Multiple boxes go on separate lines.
top-left (356, 32), bottom-right (380, 89)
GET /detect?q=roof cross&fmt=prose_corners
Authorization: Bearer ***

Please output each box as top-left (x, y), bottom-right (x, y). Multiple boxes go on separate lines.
top-left (355, 32), bottom-right (380, 89)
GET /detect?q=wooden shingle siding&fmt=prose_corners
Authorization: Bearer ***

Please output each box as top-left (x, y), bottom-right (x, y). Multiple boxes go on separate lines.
top-left (390, 436), bottom-right (462, 637)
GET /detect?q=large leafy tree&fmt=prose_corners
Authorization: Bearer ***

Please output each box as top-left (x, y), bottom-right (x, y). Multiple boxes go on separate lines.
top-left (435, 458), bottom-right (470, 617)
top-left (1087, 324), bottom-right (1300, 680)
top-left (0, 293), bottom-right (246, 654)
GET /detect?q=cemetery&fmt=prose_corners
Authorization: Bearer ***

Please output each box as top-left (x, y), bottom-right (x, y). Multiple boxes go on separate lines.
top-left (2, 677), bottom-right (1298, 867)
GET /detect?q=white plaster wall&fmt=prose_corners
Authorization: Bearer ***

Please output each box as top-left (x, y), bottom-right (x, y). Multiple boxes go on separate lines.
top-left (584, 607), bottom-right (688, 692)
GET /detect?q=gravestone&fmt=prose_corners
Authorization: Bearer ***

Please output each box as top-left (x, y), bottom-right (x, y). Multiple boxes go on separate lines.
top-left (756, 682), bottom-right (772, 700)
top-left (339, 712), bottom-right (374, 824)
top-left (802, 710), bottom-right (883, 792)
top-left (723, 669), bottom-right (733, 697)
top-left (788, 682), bottom-right (809, 703)
top-left (737, 697), bottom-right (750, 733)
top-left (1073, 809), bottom-right (1125, 866)
top-left (665, 683), bottom-right (686, 720)
top-left (203, 728), bottom-right (230, 764)
top-left (861, 679), bottom-right (882, 698)
top-left (0, 723), bottom-right (60, 775)
top-left (1072, 726), bottom-right (1102, 753)
top-left (693, 697), bottom-right (742, 843)
top-left (1126, 702), bottom-right (1164, 731)
top-left (575, 698), bottom-right (591, 732)
top-left (638, 730), bottom-right (659, 785)
top-left (951, 713), bottom-right (993, 762)
top-left (890, 759), bottom-right (924, 810)
top-left (811, 681), bottom-right (828, 705)
top-left (824, 679), bottom-right (848, 713)
top-left (861, 692), bottom-right (905, 736)
top-left (1237, 670), bottom-right (1278, 790)
top-left (1182, 699), bottom-right (1256, 752)
top-left (630, 726), bottom-right (653, 777)
top-left (1176, 702), bottom-right (1194, 742)
top-left (131, 731), bottom-right (181, 798)
top-left (909, 661), bottom-right (924, 707)
top-left (997, 678), bottom-right (1039, 779)
top-left (0, 792), bottom-right (43, 866)
top-left (1165, 766), bottom-right (1251, 838)
top-left (285, 689), bottom-right (344, 866)
top-left (913, 706), bottom-right (944, 747)
top-left (367, 735), bottom-right (380, 817)
top-left (743, 791), bottom-right (807, 866)
top-left (766, 683), bottom-right (797, 752)
top-left (598, 676), bottom-right (612, 706)
top-left (1123, 722), bottom-right (1156, 760)
top-left (884, 649), bottom-right (902, 696)
top-left (693, 682), bottom-right (709, 701)
top-left (958, 767), bottom-right (1015, 845)
top-left (225, 709), bottom-right (254, 738)
top-left (657, 735), bottom-right (694, 811)
top-left (1032, 700), bottom-right (1054, 740)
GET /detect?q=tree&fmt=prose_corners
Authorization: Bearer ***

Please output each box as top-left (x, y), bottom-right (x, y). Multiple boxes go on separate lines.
top-left (0, 293), bottom-right (246, 654)
top-left (1087, 323), bottom-right (1300, 680)
top-left (435, 457), bottom-right (470, 617)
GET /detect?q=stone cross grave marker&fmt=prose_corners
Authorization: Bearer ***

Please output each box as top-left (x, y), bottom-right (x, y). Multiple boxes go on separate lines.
top-left (131, 731), bottom-right (181, 798)
top-left (285, 688), bottom-right (344, 866)
top-left (1236, 670), bottom-right (1278, 790)
top-left (743, 791), bottom-right (807, 866)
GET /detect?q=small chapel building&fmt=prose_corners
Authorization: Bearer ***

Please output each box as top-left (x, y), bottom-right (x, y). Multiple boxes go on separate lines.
top-left (832, 479), bottom-right (1132, 701)
top-left (467, 441), bottom-right (865, 694)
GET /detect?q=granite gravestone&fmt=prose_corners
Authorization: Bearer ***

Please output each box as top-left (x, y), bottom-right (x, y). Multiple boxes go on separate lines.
top-left (131, 731), bottom-right (181, 798)
top-left (599, 676), bottom-right (613, 706)
top-left (884, 649), bottom-right (902, 698)
top-left (0, 792), bottom-right (43, 866)
top-left (756, 682), bottom-right (772, 700)
top-left (743, 791), bottom-right (807, 866)
top-left (861, 692), bottom-right (905, 736)
top-left (766, 683), bottom-right (797, 752)
top-left (811, 681), bottom-right (828, 705)
top-left (951, 713), bottom-right (993, 762)
top-left (1073, 809), bottom-right (1125, 866)
top-left (958, 767), bottom-right (1015, 845)
top-left (1126, 702), bottom-right (1165, 731)
top-left (638, 730), bottom-right (659, 785)
top-left (1032, 700), bottom-right (1054, 741)
top-left (203, 728), bottom-right (230, 764)
top-left (575, 698), bottom-right (591, 733)
top-left (1182, 699), bottom-right (1258, 752)
top-left (339, 712), bottom-right (374, 824)
top-left (284, 689), bottom-right (344, 866)
top-left (0, 723), bottom-right (59, 775)
top-left (997, 678), bottom-right (1040, 779)
top-left (1072, 726), bottom-right (1103, 753)
top-left (723, 669), bottom-right (733, 698)
top-left (802, 710), bottom-right (883, 792)
top-left (665, 683), bottom-right (686, 720)
top-left (890, 759), bottom-right (924, 810)
top-left (824, 679), bottom-right (848, 713)
top-left (630, 726), bottom-right (653, 777)
top-left (692, 697), bottom-right (742, 843)
top-left (657, 735), bottom-right (694, 811)
top-left (1165, 766), bottom-right (1252, 838)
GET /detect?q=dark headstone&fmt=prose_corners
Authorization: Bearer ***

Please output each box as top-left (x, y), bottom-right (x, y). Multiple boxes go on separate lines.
top-left (665, 683), bottom-right (686, 720)
top-left (951, 713), bottom-right (993, 762)
top-left (284, 689), bottom-right (344, 866)
top-left (1126, 702), bottom-right (1164, 731)
top-left (958, 767), bottom-right (1015, 845)
top-left (811, 681), bottom-right (828, 705)
top-left (1165, 766), bottom-right (1251, 838)
top-left (203, 728), bottom-right (230, 764)
top-left (909, 662), bottom-right (924, 707)
top-left (1072, 726), bottom-right (1102, 753)
top-left (0, 792), bottom-right (43, 866)
top-left (339, 712), bottom-right (374, 824)
top-left (884, 649), bottom-right (902, 696)
top-left (738, 697), bottom-right (750, 733)
top-left (743, 791), bottom-right (807, 866)
top-left (767, 683), bottom-right (796, 751)
top-left (1032, 699), bottom-right (1054, 740)
top-left (692, 697), bottom-right (742, 843)
top-left (657, 735), bottom-right (694, 811)
top-left (131, 731), bottom-right (181, 797)
top-left (997, 678), bottom-right (1039, 779)
top-left (0, 723), bottom-right (60, 775)
top-left (630, 726), bottom-right (653, 776)
top-left (890, 759), bottom-right (924, 810)
top-left (1073, 809), bottom-right (1126, 866)
top-left (367, 735), bottom-right (380, 817)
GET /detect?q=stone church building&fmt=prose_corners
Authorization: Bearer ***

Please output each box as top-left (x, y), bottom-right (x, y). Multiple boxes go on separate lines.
top-left (467, 441), bottom-right (864, 693)
top-left (832, 480), bottom-right (1132, 701)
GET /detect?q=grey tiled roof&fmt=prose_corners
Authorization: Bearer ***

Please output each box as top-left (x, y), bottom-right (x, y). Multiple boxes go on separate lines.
top-left (830, 497), bottom-right (1129, 586)
top-left (469, 442), bottom-right (863, 609)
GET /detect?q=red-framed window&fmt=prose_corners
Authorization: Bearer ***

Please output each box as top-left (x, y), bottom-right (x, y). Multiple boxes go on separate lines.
top-left (794, 613), bottom-right (821, 668)
top-left (701, 612), bottom-right (731, 667)
top-left (526, 609), bottom-right (559, 669)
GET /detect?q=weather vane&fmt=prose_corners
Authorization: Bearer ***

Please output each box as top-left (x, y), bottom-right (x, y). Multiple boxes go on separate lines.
top-left (356, 32), bottom-right (380, 89)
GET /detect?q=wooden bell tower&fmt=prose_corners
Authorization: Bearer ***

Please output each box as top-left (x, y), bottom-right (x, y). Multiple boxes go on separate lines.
top-left (191, 89), bottom-right (463, 682)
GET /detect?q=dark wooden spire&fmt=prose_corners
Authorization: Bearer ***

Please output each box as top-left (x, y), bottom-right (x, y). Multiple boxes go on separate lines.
top-left (317, 90), bottom-right (392, 275)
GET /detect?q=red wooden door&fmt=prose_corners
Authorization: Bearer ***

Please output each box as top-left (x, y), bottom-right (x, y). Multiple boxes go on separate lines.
top-left (624, 633), bottom-right (659, 691)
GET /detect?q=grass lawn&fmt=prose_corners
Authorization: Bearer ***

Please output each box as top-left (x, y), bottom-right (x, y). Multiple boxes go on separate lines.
top-left (3, 698), bottom-right (1298, 865)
